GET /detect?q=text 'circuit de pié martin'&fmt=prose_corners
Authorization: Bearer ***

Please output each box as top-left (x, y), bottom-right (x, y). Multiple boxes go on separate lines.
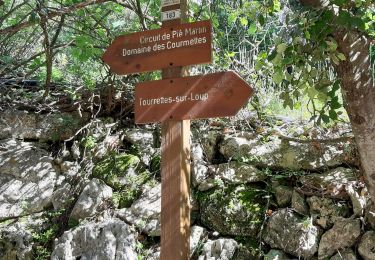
top-left (122, 26), bottom-right (208, 57)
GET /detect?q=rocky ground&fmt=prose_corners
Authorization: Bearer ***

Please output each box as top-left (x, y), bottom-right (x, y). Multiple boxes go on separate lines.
top-left (0, 89), bottom-right (375, 260)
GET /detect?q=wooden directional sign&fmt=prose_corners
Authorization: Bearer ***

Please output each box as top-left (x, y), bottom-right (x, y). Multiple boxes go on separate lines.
top-left (135, 71), bottom-right (253, 124)
top-left (102, 20), bottom-right (212, 75)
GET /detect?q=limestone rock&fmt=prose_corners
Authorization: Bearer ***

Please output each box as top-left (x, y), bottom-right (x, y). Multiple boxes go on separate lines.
top-left (318, 218), bottom-right (361, 259)
top-left (58, 161), bottom-right (80, 177)
top-left (116, 183), bottom-right (161, 236)
top-left (358, 231), bottom-right (375, 260)
top-left (0, 212), bottom-right (48, 260)
top-left (299, 167), bottom-right (359, 199)
top-left (52, 181), bottom-right (73, 210)
top-left (0, 109), bottom-right (88, 141)
top-left (0, 139), bottom-right (57, 220)
top-left (192, 142), bottom-right (206, 162)
top-left (264, 249), bottom-right (292, 260)
top-left (200, 185), bottom-right (266, 236)
top-left (219, 135), bottom-right (356, 170)
top-left (198, 238), bottom-right (238, 260)
top-left (190, 226), bottom-right (208, 256)
top-left (365, 200), bottom-right (375, 229)
top-left (307, 196), bottom-right (349, 229)
top-left (191, 143), bottom-right (210, 189)
top-left (198, 131), bottom-right (221, 163)
top-left (291, 190), bottom-right (309, 215)
top-left (263, 208), bottom-right (322, 259)
top-left (70, 178), bottom-right (113, 221)
top-left (274, 185), bottom-right (293, 207)
top-left (195, 162), bottom-right (266, 191)
top-left (139, 226), bottom-right (207, 259)
top-left (51, 218), bottom-right (137, 260)
top-left (330, 248), bottom-right (358, 260)
top-left (123, 129), bottom-right (156, 166)
top-left (346, 185), bottom-right (366, 217)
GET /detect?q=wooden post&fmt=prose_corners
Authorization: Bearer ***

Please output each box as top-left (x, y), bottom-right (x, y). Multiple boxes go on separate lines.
top-left (160, 1), bottom-right (191, 259)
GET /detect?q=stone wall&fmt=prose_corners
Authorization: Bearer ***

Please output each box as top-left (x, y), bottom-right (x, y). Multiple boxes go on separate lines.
top-left (0, 109), bottom-right (374, 260)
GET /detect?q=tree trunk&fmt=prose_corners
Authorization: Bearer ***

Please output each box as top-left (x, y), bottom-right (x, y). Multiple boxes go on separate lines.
top-left (334, 30), bottom-right (375, 202)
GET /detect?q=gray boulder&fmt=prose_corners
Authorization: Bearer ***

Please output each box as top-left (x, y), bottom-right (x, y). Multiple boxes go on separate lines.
top-left (273, 184), bottom-right (293, 207)
top-left (0, 139), bottom-right (57, 220)
top-left (358, 231), bottom-right (375, 260)
top-left (330, 248), bottom-right (358, 260)
top-left (307, 196), bottom-right (349, 229)
top-left (123, 129), bottom-right (157, 166)
top-left (264, 249), bottom-right (292, 260)
top-left (318, 218), bottom-right (361, 259)
top-left (51, 218), bottom-right (137, 260)
top-left (198, 238), bottom-right (238, 260)
top-left (0, 109), bottom-right (88, 141)
top-left (346, 185), bottom-right (367, 217)
top-left (263, 208), bottom-right (322, 259)
top-left (299, 167), bottom-right (359, 199)
top-left (365, 200), bottom-right (375, 229)
top-left (135, 226), bottom-right (207, 259)
top-left (291, 190), bottom-right (309, 216)
top-left (200, 185), bottom-right (266, 236)
top-left (197, 131), bottom-right (221, 163)
top-left (0, 212), bottom-right (47, 260)
top-left (116, 183), bottom-right (161, 236)
top-left (190, 226), bottom-right (208, 256)
top-left (219, 135), bottom-right (356, 170)
top-left (52, 181), bottom-right (74, 210)
top-left (195, 162), bottom-right (266, 191)
top-left (70, 178), bottom-right (113, 221)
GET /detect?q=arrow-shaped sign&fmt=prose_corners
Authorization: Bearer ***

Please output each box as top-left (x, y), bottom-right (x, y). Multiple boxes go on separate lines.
top-left (135, 71), bottom-right (254, 124)
top-left (102, 20), bottom-right (212, 75)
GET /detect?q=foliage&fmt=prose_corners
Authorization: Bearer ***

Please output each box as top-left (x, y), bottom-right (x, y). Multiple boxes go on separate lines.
top-left (31, 209), bottom-right (65, 260)
top-left (93, 153), bottom-right (151, 207)
top-left (0, 0), bottom-right (373, 121)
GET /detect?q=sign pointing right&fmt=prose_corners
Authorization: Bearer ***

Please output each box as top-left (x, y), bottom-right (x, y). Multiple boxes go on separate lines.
top-left (135, 71), bottom-right (254, 124)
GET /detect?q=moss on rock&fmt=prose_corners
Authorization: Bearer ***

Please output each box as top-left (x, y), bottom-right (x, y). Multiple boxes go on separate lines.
top-left (199, 185), bottom-right (267, 236)
top-left (93, 153), bottom-right (151, 207)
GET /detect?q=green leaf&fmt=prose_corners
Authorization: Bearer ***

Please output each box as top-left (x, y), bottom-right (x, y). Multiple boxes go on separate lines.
top-left (248, 24), bottom-right (257, 35)
top-left (325, 40), bottom-right (337, 51)
top-left (337, 11), bottom-right (351, 27)
top-left (272, 70), bottom-right (284, 84)
top-left (329, 110), bottom-right (338, 120)
top-left (228, 12), bottom-right (237, 25)
top-left (331, 97), bottom-right (341, 109)
top-left (258, 14), bottom-right (265, 26)
top-left (321, 114), bottom-right (330, 123)
top-left (267, 49), bottom-right (277, 61)
top-left (331, 0), bottom-right (347, 6)
top-left (330, 53), bottom-right (340, 65)
top-left (307, 87), bottom-right (319, 99)
top-left (337, 53), bottom-right (346, 61)
top-left (332, 80), bottom-right (340, 92)
top-left (240, 17), bottom-right (248, 26)
top-left (304, 31), bottom-right (311, 40)
top-left (276, 43), bottom-right (287, 54)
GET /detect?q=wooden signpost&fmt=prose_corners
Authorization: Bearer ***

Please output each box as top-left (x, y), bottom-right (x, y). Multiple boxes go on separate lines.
top-left (135, 71), bottom-right (254, 124)
top-left (103, 0), bottom-right (253, 259)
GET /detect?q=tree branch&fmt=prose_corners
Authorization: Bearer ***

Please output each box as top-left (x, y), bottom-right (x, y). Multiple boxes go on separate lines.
top-left (0, 0), bottom-right (111, 35)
